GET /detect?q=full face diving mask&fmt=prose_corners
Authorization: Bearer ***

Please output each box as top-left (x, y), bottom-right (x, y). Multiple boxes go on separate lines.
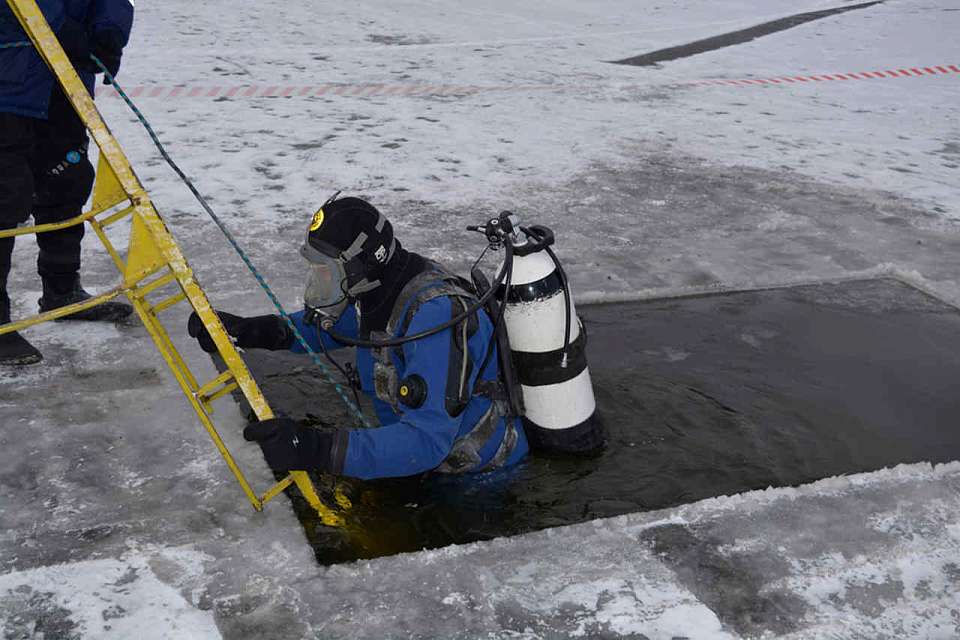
top-left (300, 242), bottom-right (350, 330)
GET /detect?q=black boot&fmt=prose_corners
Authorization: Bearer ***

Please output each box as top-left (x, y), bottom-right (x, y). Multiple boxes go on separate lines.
top-left (38, 274), bottom-right (133, 322)
top-left (0, 237), bottom-right (43, 366)
top-left (1, 291), bottom-right (43, 366)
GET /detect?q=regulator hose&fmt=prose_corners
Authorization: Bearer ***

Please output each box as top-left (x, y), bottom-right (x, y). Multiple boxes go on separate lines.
top-left (543, 244), bottom-right (573, 368)
top-left (475, 244), bottom-right (513, 385)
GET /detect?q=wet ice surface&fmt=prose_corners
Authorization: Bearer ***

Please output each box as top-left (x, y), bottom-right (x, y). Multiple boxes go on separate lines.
top-left (238, 278), bottom-right (960, 564)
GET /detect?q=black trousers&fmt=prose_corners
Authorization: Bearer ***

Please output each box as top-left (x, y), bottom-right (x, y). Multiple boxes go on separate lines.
top-left (0, 87), bottom-right (95, 293)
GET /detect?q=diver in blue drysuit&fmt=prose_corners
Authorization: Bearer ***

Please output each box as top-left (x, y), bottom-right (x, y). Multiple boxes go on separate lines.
top-left (1, 0), bottom-right (135, 365)
top-left (188, 196), bottom-right (528, 479)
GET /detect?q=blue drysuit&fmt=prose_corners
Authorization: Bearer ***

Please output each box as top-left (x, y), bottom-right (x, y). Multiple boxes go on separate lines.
top-left (0, 0), bottom-right (134, 119)
top-left (289, 296), bottom-right (529, 480)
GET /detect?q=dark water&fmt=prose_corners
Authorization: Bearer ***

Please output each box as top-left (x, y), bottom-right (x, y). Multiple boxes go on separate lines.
top-left (237, 278), bottom-right (960, 564)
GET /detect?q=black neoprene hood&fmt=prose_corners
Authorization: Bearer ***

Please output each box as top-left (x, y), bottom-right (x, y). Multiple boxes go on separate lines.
top-left (305, 196), bottom-right (395, 261)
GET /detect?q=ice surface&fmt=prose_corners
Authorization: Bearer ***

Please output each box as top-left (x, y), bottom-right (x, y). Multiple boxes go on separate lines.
top-left (100, 0), bottom-right (959, 231)
top-left (3, 460), bottom-right (958, 638)
top-left (304, 462), bottom-right (960, 639)
top-left (66, 0), bottom-right (956, 314)
top-left (0, 548), bottom-right (220, 640)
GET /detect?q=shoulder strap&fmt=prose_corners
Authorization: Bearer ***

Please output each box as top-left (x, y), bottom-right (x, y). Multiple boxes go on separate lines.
top-left (386, 261), bottom-right (476, 340)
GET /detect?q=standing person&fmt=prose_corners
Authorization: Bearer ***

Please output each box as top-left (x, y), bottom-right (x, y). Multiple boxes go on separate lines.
top-left (188, 196), bottom-right (530, 479)
top-left (0, 0), bottom-right (135, 366)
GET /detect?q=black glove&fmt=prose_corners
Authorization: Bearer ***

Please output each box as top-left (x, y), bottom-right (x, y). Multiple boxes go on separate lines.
top-left (243, 417), bottom-right (347, 473)
top-left (89, 26), bottom-right (125, 84)
top-left (56, 17), bottom-right (90, 72)
top-left (187, 311), bottom-right (292, 354)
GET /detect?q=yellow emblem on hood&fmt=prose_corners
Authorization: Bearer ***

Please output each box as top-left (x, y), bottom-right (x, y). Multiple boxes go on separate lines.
top-left (310, 208), bottom-right (325, 231)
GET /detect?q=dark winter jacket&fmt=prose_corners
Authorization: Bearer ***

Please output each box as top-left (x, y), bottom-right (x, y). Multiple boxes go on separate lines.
top-left (0, 0), bottom-right (133, 119)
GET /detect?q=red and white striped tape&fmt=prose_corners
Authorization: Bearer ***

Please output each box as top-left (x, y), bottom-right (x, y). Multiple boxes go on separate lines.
top-left (687, 64), bottom-right (960, 87)
top-left (94, 83), bottom-right (497, 99)
top-left (94, 64), bottom-right (958, 99)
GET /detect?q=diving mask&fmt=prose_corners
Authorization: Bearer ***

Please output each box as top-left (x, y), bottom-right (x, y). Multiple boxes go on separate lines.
top-left (300, 242), bottom-right (349, 330)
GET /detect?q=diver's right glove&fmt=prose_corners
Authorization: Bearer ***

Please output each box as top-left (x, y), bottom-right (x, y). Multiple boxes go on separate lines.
top-left (187, 311), bottom-right (292, 353)
top-left (243, 417), bottom-right (347, 473)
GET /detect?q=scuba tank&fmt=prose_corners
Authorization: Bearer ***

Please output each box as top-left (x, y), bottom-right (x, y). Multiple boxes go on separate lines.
top-left (472, 213), bottom-right (604, 454)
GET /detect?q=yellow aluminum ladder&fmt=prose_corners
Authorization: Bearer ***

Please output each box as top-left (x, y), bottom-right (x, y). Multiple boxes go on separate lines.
top-left (0, 0), bottom-right (343, 526)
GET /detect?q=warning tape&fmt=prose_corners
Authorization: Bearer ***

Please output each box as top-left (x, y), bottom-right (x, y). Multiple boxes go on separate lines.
top-left (90, 64), bottom-right (958, 99)
top-left (93, 83), bottom-right (508, 99)
top-left (687, 64), bottom-right (960, 87)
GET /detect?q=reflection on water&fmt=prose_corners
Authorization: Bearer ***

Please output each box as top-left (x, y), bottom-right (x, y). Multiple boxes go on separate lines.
top-left (244, 279), bottom-right (960, 565)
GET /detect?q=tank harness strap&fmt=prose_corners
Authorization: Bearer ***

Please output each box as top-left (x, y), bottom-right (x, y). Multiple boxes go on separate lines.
top-left (480, 417), bottom-right (519, 472)
top-left (435, 400), bottom-right (500, 474)
top-left (473, 379), bottom-right (510, 408)
top-left (371, 329), bottom-right (401, 413)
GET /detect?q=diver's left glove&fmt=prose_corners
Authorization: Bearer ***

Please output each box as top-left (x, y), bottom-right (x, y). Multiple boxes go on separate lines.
top-left (243, 417), bottom-right (348, 473)
top-left (187, 311), bottom-right (293, 353)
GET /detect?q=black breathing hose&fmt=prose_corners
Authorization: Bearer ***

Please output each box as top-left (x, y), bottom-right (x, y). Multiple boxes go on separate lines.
top-left (525, 228), bottom-right (573, 369)
top-left (476, 247), bottom-right (513, 381)
top-left (322, 242), bottom-right (515, 349)
top-left (314, 330), bottom-right (364, 411)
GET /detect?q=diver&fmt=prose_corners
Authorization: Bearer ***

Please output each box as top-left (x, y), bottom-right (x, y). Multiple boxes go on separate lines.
top-left (188, 196), bottom-right (529, 479)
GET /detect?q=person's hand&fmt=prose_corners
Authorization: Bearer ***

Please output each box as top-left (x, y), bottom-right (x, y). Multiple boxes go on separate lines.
top-left (89, 26), bottom-right (125, 84)
top-left (243, 417), bottom-right (344, 472)
top-left (187, 311), bottom-right (291, 353)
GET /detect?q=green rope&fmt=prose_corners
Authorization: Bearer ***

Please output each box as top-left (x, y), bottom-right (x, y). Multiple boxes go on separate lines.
top-left (89, 54), bottom-right (372, 427)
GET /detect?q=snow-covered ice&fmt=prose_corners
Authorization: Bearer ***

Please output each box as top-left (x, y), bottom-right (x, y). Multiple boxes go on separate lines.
top-left (5, 460), bottom-right (957, 638)
top-left (0, 548), bottom-right (220, 640)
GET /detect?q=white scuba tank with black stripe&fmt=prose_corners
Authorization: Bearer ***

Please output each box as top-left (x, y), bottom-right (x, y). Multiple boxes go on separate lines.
top-left (499, 245), bottom-right (603, 453)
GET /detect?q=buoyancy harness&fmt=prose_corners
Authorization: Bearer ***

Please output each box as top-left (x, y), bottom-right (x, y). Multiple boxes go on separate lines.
top-left (368, 260), bottom-right (521, 473)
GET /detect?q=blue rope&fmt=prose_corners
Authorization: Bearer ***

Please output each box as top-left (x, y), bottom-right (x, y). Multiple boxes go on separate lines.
top-left (86, 55), bottom-right (371, 427)
top-left (0, 40), bottom-right (31, 49)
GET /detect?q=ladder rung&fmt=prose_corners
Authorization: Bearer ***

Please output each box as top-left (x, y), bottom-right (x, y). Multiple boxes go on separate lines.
top-left (133, 271), bottom-right (176, 298)
top-left (0, 287), bottom-right (124, 336)
top-left (197, 370), bottom-right (236, 401)
top-left (204, 380), bottom-right (239, 405)
top-left (125, 262), bottom-right (167, 286)
top-left (0, 206), bottom-right (102, 239)
top-left (260, 474), bottom-right (296, 505)
top-left (99, 204), bottom-right (135, 228)
top-left (150, 291), bottom-right (187, 315)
